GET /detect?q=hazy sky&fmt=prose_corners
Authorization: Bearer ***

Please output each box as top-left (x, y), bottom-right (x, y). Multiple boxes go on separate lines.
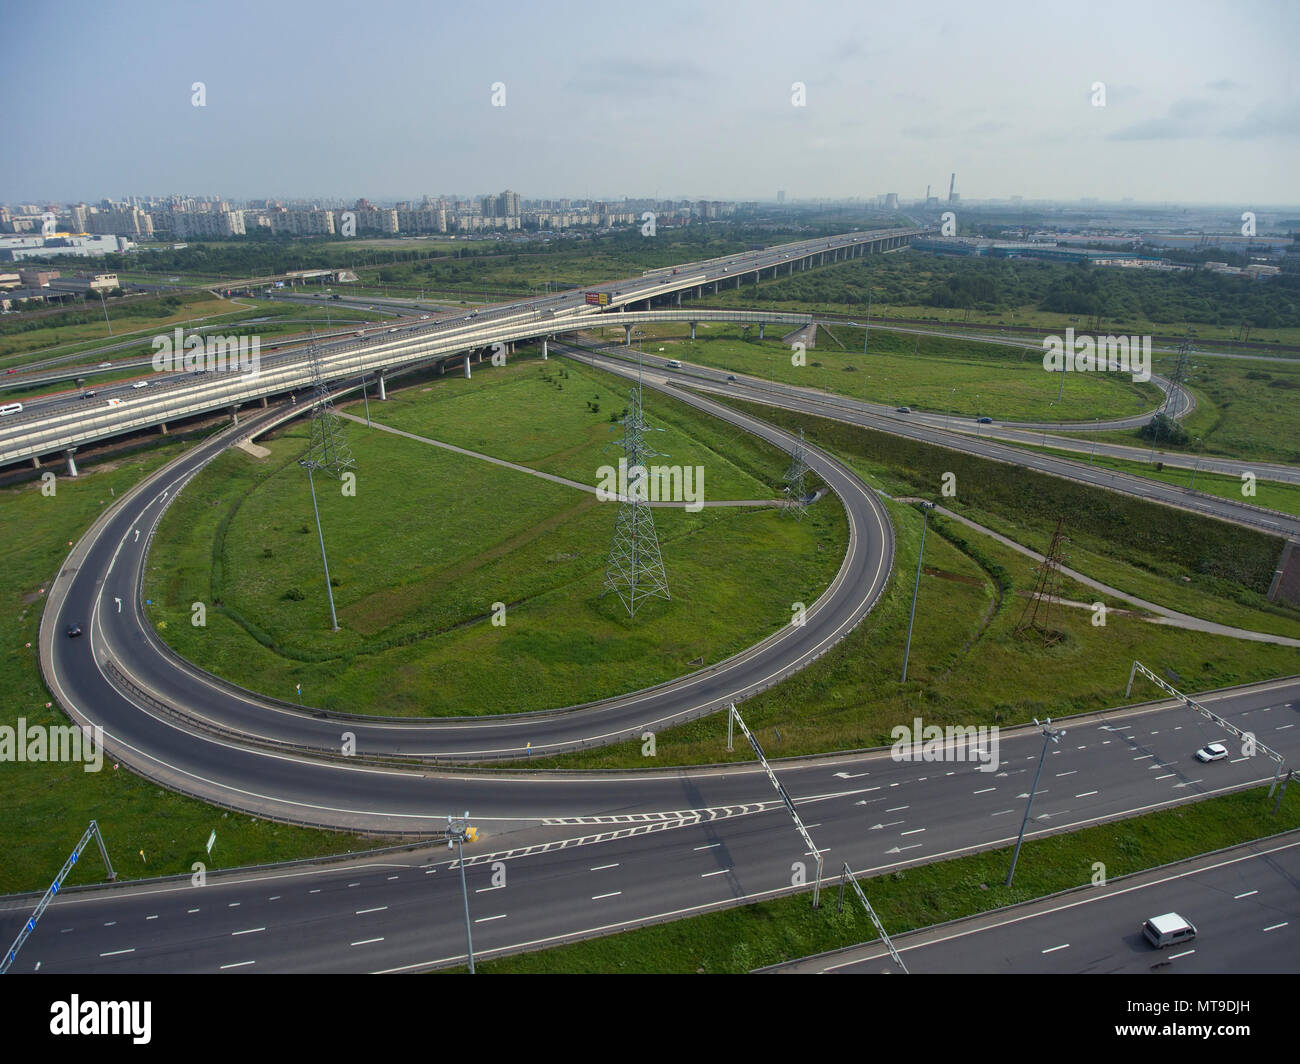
top-left (3, 0), bottom-right (1296, 206)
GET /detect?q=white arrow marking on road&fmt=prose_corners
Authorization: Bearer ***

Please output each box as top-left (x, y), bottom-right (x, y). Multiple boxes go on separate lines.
top-left (870, 821), bottom-right (905, 830)
top-left (885, 844), bottom-right (923, 854)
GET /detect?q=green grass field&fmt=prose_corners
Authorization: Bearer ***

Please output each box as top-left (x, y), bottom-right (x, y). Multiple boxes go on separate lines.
top-left (1106, 353), bottom-right (1300, 466)
top-left (144, 353), bottom-right (846, 715)
top-left (0, 439), bottom-right (380, 894)
top-left (591, 323), bottom-right (1163, 424)
top-left (528, 489), bottom-right (1300, 771)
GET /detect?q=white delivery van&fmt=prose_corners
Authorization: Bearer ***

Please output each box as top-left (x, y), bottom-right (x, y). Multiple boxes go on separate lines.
top-left (1142, 913), bottom-right (1196, 949)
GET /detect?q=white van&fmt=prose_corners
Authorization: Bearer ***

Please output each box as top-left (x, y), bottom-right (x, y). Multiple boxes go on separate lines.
top-left (0, 402), bottom-right (23, 416)
top-left (665, 359), bottom-right (682, 369)
top-left (1142, 913), bottom-right (1196, 949)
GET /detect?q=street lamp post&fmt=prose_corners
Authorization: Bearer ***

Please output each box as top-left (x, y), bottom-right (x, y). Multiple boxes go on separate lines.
top-left (447, 813), bottom-right (478, 973)
top-left (299, 460), bottom-right (340, 631)
top-left (1090, 417), bottom-right (1100, 464)
top-left (1005, 718), bottom-right (1065, 886)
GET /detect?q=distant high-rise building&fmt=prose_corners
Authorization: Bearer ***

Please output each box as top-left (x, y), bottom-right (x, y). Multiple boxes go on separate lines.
top-left (884, 192), bottom-right (899, 210)
top-left (777, 190), bottom-right (785, 204)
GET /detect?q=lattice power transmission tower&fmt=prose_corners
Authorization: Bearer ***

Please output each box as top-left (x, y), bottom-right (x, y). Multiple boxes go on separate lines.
top-left (1015, 516), bottom-right (1070, 647)
top-left (300, 346), bottom-right (355, 479)
top-left (782, 428), bottom-right (811, 520)
top-left (601, 378), bottom-right (670, 618)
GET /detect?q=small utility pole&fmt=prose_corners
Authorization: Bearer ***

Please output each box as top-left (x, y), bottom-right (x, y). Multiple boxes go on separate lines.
top-left (901, 502), bottom-right (933, 683)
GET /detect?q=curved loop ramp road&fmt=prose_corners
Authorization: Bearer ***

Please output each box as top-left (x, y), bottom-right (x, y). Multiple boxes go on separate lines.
top-left (40, 382), bottom-right (893, 831)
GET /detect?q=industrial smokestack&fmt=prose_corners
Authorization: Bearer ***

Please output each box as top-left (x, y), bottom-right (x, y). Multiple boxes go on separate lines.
top-left (926, 184), bottom-right (931, 201)
top-left (948, 173), bottom-right (956, 203)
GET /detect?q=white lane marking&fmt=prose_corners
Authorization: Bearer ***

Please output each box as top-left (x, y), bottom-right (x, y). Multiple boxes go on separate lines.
top-left (1155, 774), bottom-right (1175, 780)
top-left (1262, 922), bottom-right (1288, 932)
top-left (269, 896), bottom-right (280, 901)
top-left (701, 869), bottom-right (730, 878)
top-left (347, 882), bottom-right (360, 888)
top-left (901, 828), bottom-right (926, 836)
top-left (592, 892), bottom-right (622, 900)
top-left (886, 806), bottom-right (909, 812)
top-left (310, 889), bottom-right (321, 893)
top-left (146, 915), bottom-right (158, 921)
top-left (992, 809), bottom-right (1016, 816)
top-left (187, 908), bottom-right (199, 914)
top-left (60, 928), bottom-right (74, 933)
top-left (1075, 791), bottom-right (1099, 798)
top-left (231, 928), bottom-right (265, 936)
top-left (220, 960), bottom-right (255, 969)
top-left (974, 788), bottom-right (996, 795)
top-left (590, 863), bottom-right (619, 871)
top-left (99, 948), bottom-right (134, 957)
top-left (1133, 754), bottom-right (1154, 761)
top-left (474, 914), bottom-right (507, 924)
top-left (104, 922), bottom-right (116, 927)
top-left (693, 844), bottom-right (720, 851)
top-left (356, 907), bottom-right (387, 915)
top-left (387, 876), bottom-right (399, 881)
top-left (351, 937), bottom-right (385, 946)
top-left (1168, 949), bottom-right (1196, 959)
top-left (1235, 890), bottom-right (1258, 899)
top-left (475, 885), bottom-right (504, 893)
top-left (227, 902), bottom-right (240, 907)
top-left (1055, 771), bottom-right (1077, 778)
top-left (1041, 943), bottom-right (1069, 954)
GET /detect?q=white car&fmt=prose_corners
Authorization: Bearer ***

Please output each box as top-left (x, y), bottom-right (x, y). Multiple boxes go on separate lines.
top-left (131, 380), bottom-right (149, 389)
top-left (1194, 742), bottom-right (1229, 763)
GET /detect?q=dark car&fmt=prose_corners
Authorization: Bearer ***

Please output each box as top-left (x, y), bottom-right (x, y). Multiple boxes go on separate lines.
top-left (65, 624), bottom-right (83, 638)
top-left (977, 416), bottom-right (993, 424)
top-left (896, 406), bottom-right (911, 413)
top-left (726, 375), bottom-right (737, 382)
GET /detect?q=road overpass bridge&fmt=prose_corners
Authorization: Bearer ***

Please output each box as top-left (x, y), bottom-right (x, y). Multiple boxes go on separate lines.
top-left (0, 226), bottom-right (925, 471)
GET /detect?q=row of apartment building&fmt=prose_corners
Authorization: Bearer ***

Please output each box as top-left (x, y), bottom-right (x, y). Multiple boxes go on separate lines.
top-left (2, 192), bottom-right (737, 242)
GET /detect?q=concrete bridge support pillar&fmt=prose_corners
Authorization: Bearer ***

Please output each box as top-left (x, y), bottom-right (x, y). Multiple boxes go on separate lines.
top-left (758, 323), bottom-right (766, 340)
top-left (65, 450), bottom-right (78, 478)
top-left (464, 353), bottom-right (472, 379)
top-left (541, 337), bottom-right (548, 361)
top-left (259, 397), bottom-right (268, 408)
top-left (377, 371), bottom-right (387, 400)
top-left (159, 422), bottom-right (168, 435)
top-left (624, 324), bottom-right (633, 346)
top-left (229, 405), bottom-right (239, 424)
top-left (689, 322), bottom-right (697, 340)
top-left (30, 456), bottom-right (40, 470)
